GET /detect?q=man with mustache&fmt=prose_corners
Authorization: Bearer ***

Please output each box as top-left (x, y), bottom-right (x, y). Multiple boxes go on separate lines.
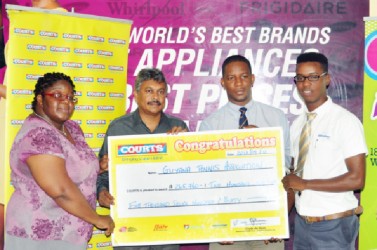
top-left (96, 68), bottom-right (188, 250)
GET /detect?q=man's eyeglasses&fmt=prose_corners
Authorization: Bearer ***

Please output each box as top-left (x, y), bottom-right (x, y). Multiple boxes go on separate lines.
top-left (294, 72), bottom-right (327, 83)
top-left (44, 92), bottom-right (78, 103)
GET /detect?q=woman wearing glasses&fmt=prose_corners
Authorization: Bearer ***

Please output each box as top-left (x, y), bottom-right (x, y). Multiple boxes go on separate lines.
top-left (4, 72), bottom-right (114, 250)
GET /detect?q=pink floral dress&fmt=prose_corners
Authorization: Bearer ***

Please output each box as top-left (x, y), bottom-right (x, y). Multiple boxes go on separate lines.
top-left (5, 115), bottom-right (99, 247)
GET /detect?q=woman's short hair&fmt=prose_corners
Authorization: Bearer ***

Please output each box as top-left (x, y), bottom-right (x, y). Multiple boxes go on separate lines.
top-left (31, 72), bottom-right (75, 111)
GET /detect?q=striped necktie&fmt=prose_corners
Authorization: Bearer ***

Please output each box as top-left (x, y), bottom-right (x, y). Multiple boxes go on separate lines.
top-left (295, 113), bottom-right (317, 178)
top-left (239, 107), bottom-right (248, 129)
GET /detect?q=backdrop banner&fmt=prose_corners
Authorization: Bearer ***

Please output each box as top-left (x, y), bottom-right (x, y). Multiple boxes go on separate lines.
top-left (2, 0), bottom-right (369, 127)
top-left (1, 0), bottom-right (370, 249)
top-left (3, 5), bottom-right (132, 249)
top-left (360, 16), bottom-right (377, 250)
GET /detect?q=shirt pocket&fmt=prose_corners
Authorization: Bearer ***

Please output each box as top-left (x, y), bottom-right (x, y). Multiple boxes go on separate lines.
top-left (311, 133), bottom-right (338, 176)
top-left (313, 133), bottom-right (335, 152)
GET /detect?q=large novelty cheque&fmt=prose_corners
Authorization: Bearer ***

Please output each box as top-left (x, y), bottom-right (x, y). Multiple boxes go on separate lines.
top-left (108, 127), bottom-right (289, 246)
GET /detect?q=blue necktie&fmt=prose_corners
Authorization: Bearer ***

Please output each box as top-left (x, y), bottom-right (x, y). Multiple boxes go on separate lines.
top-left (239, 107), bottom-right (248, 129)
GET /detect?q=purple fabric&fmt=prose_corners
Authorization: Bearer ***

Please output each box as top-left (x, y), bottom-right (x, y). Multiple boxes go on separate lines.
top-left (6, 115), bottom-right (99, 244)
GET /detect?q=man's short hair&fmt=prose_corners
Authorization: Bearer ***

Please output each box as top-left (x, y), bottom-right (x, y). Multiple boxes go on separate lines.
top-left (135, 68), bottom-right (167, 92)
top-left (296, 52), bottom-right (328, 72)
top-left (222, 55), bottom-right (252, 77)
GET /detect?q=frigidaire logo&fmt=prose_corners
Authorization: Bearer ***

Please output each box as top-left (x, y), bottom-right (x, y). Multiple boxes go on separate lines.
top-left (11, 89), bottom-right (33, 95)
top-left (26, 74), bottom-right (43, 81)
top-left (62, 62), bottom-right (83, 68)
top-left (109, 92), bottom-right (124, 98)
top-left (74, 77), bottom-right (94, 83)
top-left (239, 1), bottom-right (350, 15)
top-left (87, 91), bottom-right (106, 97)
top-left (75, 105), bottom-right (93, 110)
top-left (14, 28), bottom-right (35, 35)
top-left (27, 44), bottom-right (46, 51)
top-left (88, 35), bottom-right (104, 42)
top-left (87, 64), bottom-right (105, 69)
top-left (74, 48), bottom-right (94, 55)
top-left (38, 61), bottom-right (58, 67)
top-left (108, 65), bottom-right (124, 71)
top-left (87, 120), bottom-right (106, 125)
top-left (11, 120), bottom-right (24, 125)
top-left (63, 33), bottom-right (83, 40)
top-left (97, 105), bottom-right (114, 111)
top-left (97, 78), bottom-right (114, 83)
top-left (97, 133), bottom-right (106, 138)
top-left (39, 31), bottom-right (58, 38)
top-left (108, 38), bottom-right (126, 45)
top-left (97, 50), bottom-right (113, 56)
top-left (50, 46), bottom-right (70, 53)
top-left (13, 59), bottom-right (33, 65)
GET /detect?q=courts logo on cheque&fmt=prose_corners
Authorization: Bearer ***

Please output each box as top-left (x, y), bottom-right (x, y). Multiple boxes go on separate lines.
top-left (118, 143), bottom-right (167, 156)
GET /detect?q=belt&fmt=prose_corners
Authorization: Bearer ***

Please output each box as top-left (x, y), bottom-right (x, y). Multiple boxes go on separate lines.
top-left (299, 206), bottom-right (363, 224)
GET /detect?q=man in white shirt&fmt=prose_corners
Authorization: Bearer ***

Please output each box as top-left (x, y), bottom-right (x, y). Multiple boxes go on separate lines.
top-left (282, 52), bottom-right (367, 249)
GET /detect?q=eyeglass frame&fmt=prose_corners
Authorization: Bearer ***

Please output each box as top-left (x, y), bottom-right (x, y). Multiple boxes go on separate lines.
top-left (43, 92), bottom-right (78, 103)
top-left (294, 72), bottom-right (328, 84)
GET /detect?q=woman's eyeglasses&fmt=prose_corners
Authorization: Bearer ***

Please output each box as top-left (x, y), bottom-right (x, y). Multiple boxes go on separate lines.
top-left (43, 92), bottom-right (78, 103)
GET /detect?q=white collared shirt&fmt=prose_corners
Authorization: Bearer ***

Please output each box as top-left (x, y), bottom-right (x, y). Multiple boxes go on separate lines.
top-left (200, 100), bottom-right (291, 168)
top-left (291, 97), bottom-right (367, 216)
